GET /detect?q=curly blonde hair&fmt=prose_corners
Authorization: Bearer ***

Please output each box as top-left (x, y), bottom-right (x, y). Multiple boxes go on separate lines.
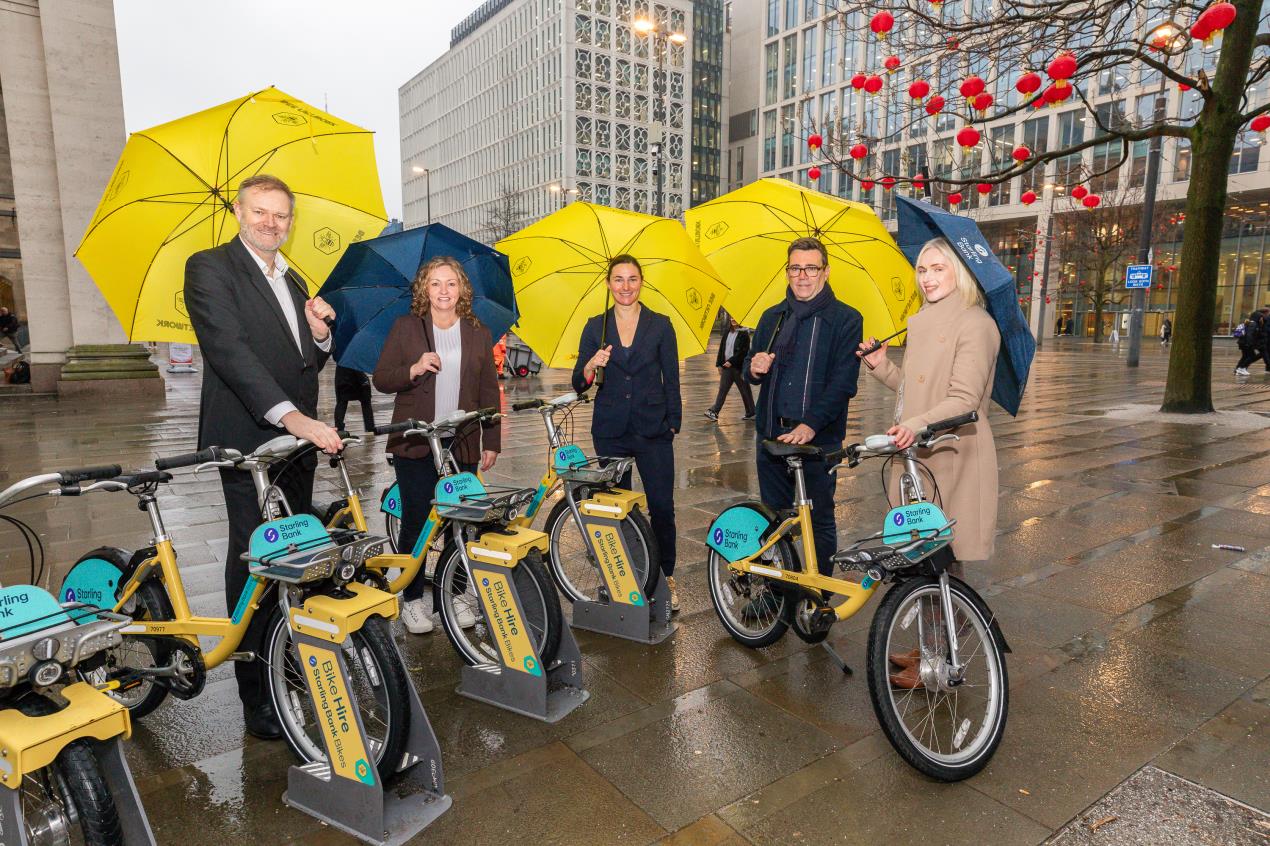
top-left (411, 256), bottom-right (476, 321)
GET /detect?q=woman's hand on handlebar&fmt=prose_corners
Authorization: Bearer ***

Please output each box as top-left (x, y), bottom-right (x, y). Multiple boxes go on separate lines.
top-left (281, 411), bottom-right (343, 454)
top-left (886, 423), bottom-right (917, 450)
top-left (480, 450), bottom-right (498, 473)
top-left (857, 338), bottom-right (888, 370)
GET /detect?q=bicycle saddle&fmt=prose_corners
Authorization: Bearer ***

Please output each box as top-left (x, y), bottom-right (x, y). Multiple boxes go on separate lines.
top-left (762, 440), bottom-right (823, 458)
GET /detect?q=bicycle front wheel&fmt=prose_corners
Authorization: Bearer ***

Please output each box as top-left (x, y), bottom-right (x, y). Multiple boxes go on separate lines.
top-left (433, 543), bottom-right (563, 669)
top-left (21, 743), bottom-right (123, 846)
top-left (866, 576), bottom-right (1008, 781)
top-left (543, 497), bottom-right (658, 603)
top-left (706, 536), bottom-right (797, 648)
top-left (264, 608), bottom-right (411, 783)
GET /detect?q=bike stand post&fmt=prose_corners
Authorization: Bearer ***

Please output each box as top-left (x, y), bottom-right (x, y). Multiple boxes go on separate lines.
top-left (455, 536), bottom-right (589, 723)
top-left (283, 593), bottom-right (451, 846)
top-left (820, 640), bottom-right (854, 677)
top-left (568, 507), bottom-right (678, 644)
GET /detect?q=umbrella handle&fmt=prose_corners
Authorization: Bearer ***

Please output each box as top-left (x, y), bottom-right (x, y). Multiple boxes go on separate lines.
top-left (595, 289), bottom-right (610, 387)
top-left (859, 327), bottom-right (908, 357)
top-left (763, 312), bottom-right (787, 354)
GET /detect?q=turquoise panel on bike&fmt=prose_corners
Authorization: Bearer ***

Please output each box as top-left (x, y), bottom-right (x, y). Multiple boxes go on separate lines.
top-left (60, 556), bottom-right (124, 621)
top-left (381, 483), bottom-right (402, 518)
top-left (409, 516), bottom-right (436, 558)
top-left (434, 472), bottom-right (486, 512)
top-left (706, 506), bottom-right (772, 562)
top-left (248, 514), bottom-right (333, 561)
top-left (0, 585), bottom-right (72, 640)
top-left (553, 445), bottom-right (588, 471)
top-left (231, 575), bottom-right (264, 625)
top-left (882, 502), bottom-right (953, 545)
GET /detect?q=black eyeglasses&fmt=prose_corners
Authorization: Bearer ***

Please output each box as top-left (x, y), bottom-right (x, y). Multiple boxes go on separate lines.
top-left (786, 265), bottom-right (825, 277)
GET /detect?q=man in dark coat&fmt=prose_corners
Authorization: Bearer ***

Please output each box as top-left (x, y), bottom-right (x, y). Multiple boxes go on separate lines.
top-left (185, 174), bottom-right (341, 739)
top-left (746, 237), bottom-right (863, 575)
top-left (704, 315), bottom-right (754, 421)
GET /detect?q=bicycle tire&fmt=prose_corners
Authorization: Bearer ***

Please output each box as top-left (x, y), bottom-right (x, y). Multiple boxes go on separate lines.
top-left (264, 608), bottom-right (411, 783)
top-left (543, 497), bottom-right (659, 603)
top-left (706, 535), bottom-right (797, 648)
top-left (866, 576), bottom-right (1008, 781)
top-left (93, 576), bottom-right (175, 719)
top-left (433, 542), bottom-right (563, 669)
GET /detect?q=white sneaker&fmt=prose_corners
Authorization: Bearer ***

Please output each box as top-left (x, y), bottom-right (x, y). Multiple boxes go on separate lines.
top-left (399, 598), bottom-right (434, 634)
top-left (455, 602), bottom-right (479, 629)
top-left (1235, 367), bottom-right (1250, 376)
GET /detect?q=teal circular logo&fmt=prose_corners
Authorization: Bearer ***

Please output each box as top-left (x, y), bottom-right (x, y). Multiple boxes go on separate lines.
top-left (523, 656), bottom-right (538, 673)
top-left (629, 590), bottom-right (641, 603)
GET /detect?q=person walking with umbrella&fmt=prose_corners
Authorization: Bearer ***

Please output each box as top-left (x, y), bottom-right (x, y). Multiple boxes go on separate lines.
top-left (857, 238), bottom-right (1001, 689)
top-left (573, 255), bottom-right (683, 611)
top-left (373, 256), bottom-right (501, 634)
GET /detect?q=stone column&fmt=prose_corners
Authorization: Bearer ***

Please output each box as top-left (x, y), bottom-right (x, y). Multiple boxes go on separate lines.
top-left (0, 0), bottom-right (159, 394)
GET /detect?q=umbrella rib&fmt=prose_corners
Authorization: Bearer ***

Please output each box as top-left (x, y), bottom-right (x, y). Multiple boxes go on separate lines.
top-left (77, 192), bottom-right (225, 250)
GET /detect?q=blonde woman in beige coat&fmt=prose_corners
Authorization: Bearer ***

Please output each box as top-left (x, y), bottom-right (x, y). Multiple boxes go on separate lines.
top-left (858, 238), bottom-right (1001, 686)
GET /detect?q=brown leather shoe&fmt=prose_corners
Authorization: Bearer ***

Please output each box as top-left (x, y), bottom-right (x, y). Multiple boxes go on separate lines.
top-left (888, 664), bottom-right (922, 689)
top-left (888, 648), bottom-right (920, 669)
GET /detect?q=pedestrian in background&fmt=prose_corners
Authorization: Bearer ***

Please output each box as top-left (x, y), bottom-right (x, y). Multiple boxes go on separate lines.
top-left (573, 254), bottom-right (683, 611)
top-left (704, 315), bottom-right (754, 422)
top-left (373, 256), bottom-right (501, 635)
top-left (1160, 317), bottom-right (1172, 346)
top-left (747, 236), bottom-right (863, 576)
top-left (333, 366), bottom-right (375, 432)
top-left (0, 307), bottom-right (21, 353)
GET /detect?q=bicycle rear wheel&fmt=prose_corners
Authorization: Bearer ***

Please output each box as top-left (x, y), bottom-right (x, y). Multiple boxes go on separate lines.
top-left (706, 535), bottom-right (797, 648)
top-left (264, 608), bottom-right (410, 783)
top-left (543, 497), bottom-right (658, 603)
top-left (866, 576), bottom-right (1008, 781)
top-left (89, 578), bottom-right (175, 719)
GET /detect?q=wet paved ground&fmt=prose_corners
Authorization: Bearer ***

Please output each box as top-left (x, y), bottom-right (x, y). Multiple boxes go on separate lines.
top-left (2, 337), bottom-right (1269, 845)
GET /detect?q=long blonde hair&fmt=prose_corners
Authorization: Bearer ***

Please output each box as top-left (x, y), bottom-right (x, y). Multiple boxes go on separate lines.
top-left (916, 238), bottom-right (984, 308)
top-left (411, 256), bottom-right (476, 321)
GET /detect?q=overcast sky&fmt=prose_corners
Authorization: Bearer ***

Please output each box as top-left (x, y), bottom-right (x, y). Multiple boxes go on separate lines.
top-left (113, 0), bottom-right (486, 219)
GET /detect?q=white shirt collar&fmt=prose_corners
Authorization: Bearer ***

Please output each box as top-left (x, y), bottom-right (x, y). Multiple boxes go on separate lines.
top-left (239, 236), bottom-right (289, 280)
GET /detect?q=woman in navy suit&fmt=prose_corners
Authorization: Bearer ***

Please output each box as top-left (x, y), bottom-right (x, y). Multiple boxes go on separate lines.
top-left (572, 255), bottom-right (683, 610)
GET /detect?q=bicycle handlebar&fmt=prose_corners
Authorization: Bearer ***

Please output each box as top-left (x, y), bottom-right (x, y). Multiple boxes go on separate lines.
top-left (512, 399), bottom-right (544, 411)
top-left (925, 410), bottom-right (978, 434)
top-left (374, 420), bottom-right (416, 435)
top-left (156, 448), bottom-right (218, 471)
top-left (56, 465), bottom-right (122, 484)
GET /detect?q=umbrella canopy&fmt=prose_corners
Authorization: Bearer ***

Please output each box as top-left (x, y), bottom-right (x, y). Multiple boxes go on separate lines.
top-left (684, 178), bottom-right (918, 338)
top-left (317, 223), bottom-right (517, 373)
top-left (894, 196), bottom-right (1035, 416)
top-left (496, 203), bottom-right (728, 368)
top-left (77, 87), bottom-right (387, 343)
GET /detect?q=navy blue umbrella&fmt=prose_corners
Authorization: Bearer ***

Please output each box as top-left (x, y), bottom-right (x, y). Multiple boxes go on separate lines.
top-left (894, 196), bottom-right (1035, 416)
top-left (317, 224), bottom-right (517, 373)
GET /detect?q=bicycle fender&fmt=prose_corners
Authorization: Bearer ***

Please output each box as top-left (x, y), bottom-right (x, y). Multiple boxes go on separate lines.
top-left (60, 546), bottom-right (133, 621)
top-left (706, 501), bottom-right (778, 562)
top-left (380, 483), bottom-right (402, 518)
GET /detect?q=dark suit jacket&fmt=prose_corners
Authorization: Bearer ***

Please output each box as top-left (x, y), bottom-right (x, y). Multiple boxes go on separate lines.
top-left (715, 328), bottom-right (750, 369)
top-left (571, 307), bottom-right (681, 439)
top-left (185, 238), bottom-right (328, 452)
top-left (372, 314), bottom-right (501, 463)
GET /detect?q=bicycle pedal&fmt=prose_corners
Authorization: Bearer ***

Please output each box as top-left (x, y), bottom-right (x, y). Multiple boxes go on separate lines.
top-left (810, 606), bottom-right (836, 633)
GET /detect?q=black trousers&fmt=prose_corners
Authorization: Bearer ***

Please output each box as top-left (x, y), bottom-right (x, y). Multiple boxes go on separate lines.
top-left (709, 366), bottom-right (755, 415)
top-left (395, 451), bottom-right (475, 601)
top-left (593, 432), bottom-right (677, 576)
top-left (756, 437), bottom-right (839, 577)
top-left (219, 457), bottom-right (314, 710)
top-left (1236, 346), bottom-right (1265, 370)
top-left (334, 388), bottom-right (375, 431)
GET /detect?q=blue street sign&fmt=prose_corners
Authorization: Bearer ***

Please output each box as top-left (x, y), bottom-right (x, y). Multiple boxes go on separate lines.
top-left (1125, 264), bottom-right (1153, 289)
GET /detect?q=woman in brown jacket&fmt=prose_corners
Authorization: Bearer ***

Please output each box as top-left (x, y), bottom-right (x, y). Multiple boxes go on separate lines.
top-left (858, 238), bottom-right (1000, 685)
top-left (373, 256), bottom-right (501, 635)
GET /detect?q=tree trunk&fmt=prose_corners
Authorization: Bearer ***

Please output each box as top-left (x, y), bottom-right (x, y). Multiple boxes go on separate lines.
top-left (1093, 297), bottom-right (1105, 343)
top-left (1162, 0), bottom-right (1259, 412)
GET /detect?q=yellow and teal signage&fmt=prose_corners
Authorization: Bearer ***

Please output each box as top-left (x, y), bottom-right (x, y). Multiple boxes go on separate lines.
top-left (296, 641), bottom-right (376, 785)
top-left (471, 567), bottom-right (542, 675)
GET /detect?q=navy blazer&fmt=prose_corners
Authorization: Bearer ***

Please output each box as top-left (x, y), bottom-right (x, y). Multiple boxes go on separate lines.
top-left (572, 307), bottom-right (682, 439)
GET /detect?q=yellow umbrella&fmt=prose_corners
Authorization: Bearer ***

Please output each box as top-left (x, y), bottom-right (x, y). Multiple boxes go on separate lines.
top-left (496, 203), bottom-right (728, 368)
top-left (684, 178), bottom-right (918, 338)
top-left (77, 87), bottom-right (387, 342)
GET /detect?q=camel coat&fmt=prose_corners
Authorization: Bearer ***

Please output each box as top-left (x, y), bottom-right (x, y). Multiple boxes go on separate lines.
top-left (868, 294), bottom-right (1000, 562)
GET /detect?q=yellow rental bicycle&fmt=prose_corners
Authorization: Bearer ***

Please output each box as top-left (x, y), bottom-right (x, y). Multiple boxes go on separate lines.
top-left (704, 411), bottom-right (1009, 781)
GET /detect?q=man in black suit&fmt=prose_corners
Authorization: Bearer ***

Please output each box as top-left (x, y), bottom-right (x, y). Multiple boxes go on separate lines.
top-left (185, 174), bottom-right (342, 739)
top-left (704, 315), bottom-right (754, 421)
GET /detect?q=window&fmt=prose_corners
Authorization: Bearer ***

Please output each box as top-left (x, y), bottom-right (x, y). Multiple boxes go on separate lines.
top-left (595, 54), bottom-right (611, 83)
top-left (575, 14), bottom-right (591, 45)
top-left (821, 22), bottom-right (837, 86)
top-left (784, 0), bottom-right (796, 30)
top-left (763, 109), bottom-right (777, 171)
top-left (802, 27), bottom-right (816, 94)
top-left (765, 42), bottom-right (779, 104)
top-left (782, 35), bottom-right (797, 99)
top-left (766, 0), bottom-right (779, 37)
top-left (1054, 109), bottom-right (1084, 186)
top-left (595, 85), bottom-right (611, 115)
top-left (1230, 130), bottom-right (1261, 174)
top-left (575, 49), bottom-right (592, 79)
top-left (781, 103), bottom-right (795, 167)
top-left (1021, 116), bottom-right (1049, 192)
top-left (576, 83), bottom-right (593, 111)
top-left (1090, 101), bottom-right (1125, 193)
top-left (596, 118), bottom-right (612, 147)
top-left (988, 124), bottom-right (1013, 205)
top-left (1129, 93), bottom-right (1154, 187)
top-left (576, 116), bottom-right (593, 145)
top-left (578, 148), bottom-right (592, 177)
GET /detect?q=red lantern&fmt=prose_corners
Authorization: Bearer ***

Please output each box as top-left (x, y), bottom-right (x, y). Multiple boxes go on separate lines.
top-left (849, 143), bottom-right (869, 160)
top-left (1012, 145), bottom-right (1031, 162)
top-left (861, 180), bottom-right (875, 190)
top-left (1178, 82), bottom-right (1191, 92)
top-left (1071, 185), bottom-right (1088, 200)
top-left (908, 80), bottom-right (930, 100)
top-left (1155, 283), bottom-right (1164, 290)
top-left (1190, 18), bottom-right (1213, 43)
top-left (1043, 83), bottom-right (1072, 105)
top-left (1195, 3), bottom-right (1237, 45)
top-left (913, 176), bottom-right (926, 193)
top-left (973, 93), bottom-right (994, 113)
top-left (1168, 265), bottom-right (1177, 272)
top-left (1016, 71), bottom-right (1042, 97)
top-left (1251, 115), bottom-right (1270, 133)
top-left (881, 176), bottom-right (897, 190)
top-left (851, 73), bottom-right (867, 90)
top-left (870, 11), bottom-right (895, 39)
top-left (1031, 95), bottom-right (1047, 110)
top-left (807, 133), bottom-right (823, 150)
top-left (1047, 52), bottom-right (1078, 89)
top-left (976, 182), bottom-right (993, 195)
top-left (1045, 296), bottom-right (1052, 304)
top-left (1082, 194), bottom-right (1101, 210)
top-left (884, 55), bottom-right (902, 73)
top-left (925, 95), bottom-right (945, 115)
top-left (956, 126), bottom-right (981, 151)
top-left (864, 74), bottom-right (884, 94)
top-left (948, 191), bottom-right (964, 206)
top-left (959, 76), bottom-right (986, 99)
top-left (808, 166), bottom-right (821, 181)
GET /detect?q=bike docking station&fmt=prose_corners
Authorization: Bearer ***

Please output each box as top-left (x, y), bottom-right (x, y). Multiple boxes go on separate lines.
top-left (247, 516), bottom-right (452, 846)
top-left (0, 586), bottom-right (156, 845)
top-left (571, 490), bottom-right (676, 644)
top-left (456, 525), bottom-right (589, 723)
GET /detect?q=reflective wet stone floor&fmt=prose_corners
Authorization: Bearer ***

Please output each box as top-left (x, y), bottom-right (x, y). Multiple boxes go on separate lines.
top-left (2, 338), bottom-right (1268, 844)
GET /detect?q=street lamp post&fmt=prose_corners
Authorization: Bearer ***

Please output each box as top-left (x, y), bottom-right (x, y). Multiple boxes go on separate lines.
top-left (633, 17), bottom-right (686, 218)
top-left (1036, 182), bottom-right (1065, 352)
top-left (412, 165), bottom-right (431, 224)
